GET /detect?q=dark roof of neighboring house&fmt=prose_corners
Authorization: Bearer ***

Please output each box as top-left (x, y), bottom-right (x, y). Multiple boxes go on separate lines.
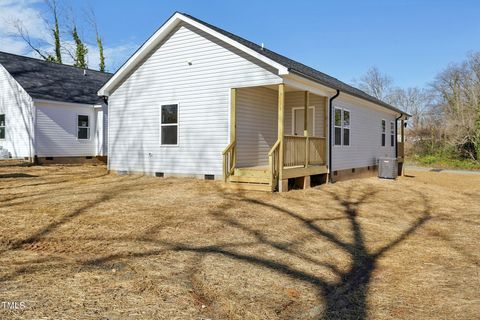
top-left (0, 51), bottom-right (112, 105)
top-left (181, 13), bottom-right (408, 116)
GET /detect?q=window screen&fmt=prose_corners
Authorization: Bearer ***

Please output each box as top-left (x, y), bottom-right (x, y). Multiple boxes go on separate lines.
top-left (390, 121), bottom-right (395, 147)
top-left (334, 108), bottom-right (342, 145)
top-left (161, 104), bottom-right (178, 145)
top-left (78, 115), bottom-right (90, 140)
top-left (381, 120), bottom-right (386, 147)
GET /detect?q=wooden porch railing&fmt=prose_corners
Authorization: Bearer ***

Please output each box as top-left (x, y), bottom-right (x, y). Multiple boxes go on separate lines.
top-left (284, 135), bottom-right (306, 167)
top-left (222, 141), bottom-right (236, 182)
top-left (283, 135), bottom-right (326, 167)
top-left (309, 137), bottom-right (326, 165)
top-left (268, 139), bottom-right (281, 188)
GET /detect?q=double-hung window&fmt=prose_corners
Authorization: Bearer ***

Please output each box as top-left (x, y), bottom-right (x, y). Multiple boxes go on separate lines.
top-left (0, 114), bottom-right (5, 140)
top-left (334, 108), bottom-right (342, 146)
top-left (77, 115), bottom-right (90, 140)
top-left (334, 108), bottom-right (350, 146)
top-left (381, 120), bottom-right (386, 146)
top-left (390, 121), bottom-right (395, 147)
top-left (343, 110), bottom-right (350, 146)
top-left (161, 104), bottom-right (178, 145)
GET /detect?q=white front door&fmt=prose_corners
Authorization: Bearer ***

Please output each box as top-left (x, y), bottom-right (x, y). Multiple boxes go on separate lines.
top-left (293, 107), bottom-right (314, 136)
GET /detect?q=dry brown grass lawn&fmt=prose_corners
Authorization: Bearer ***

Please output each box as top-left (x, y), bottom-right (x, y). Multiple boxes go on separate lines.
top-left (0, 161), bottom-right (479, 319)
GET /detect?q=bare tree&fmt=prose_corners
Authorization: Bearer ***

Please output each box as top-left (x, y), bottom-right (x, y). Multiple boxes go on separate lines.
top-left (71, 25), bottom-right (88, 68)
top-left (45, 0), bottom-right (62, 63)
top-left (11, 0), bottom-right (108, 71)
top-left (390, 87), bottom-right (433, 128)
top-left (86, 8), bottom-right (106, 72)
top-left (356, 66), bottom-right (394, 102)
top-left (432, 53), bottom-right (480, 160)
top-left (12, 20), bottom-right (51, 60)
top-left (11, 0), bottom-right (63, 63)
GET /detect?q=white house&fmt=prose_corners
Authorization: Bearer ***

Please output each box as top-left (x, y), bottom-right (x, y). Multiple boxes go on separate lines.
top-left (98, 12), bottom-right (409, 191)
top-left (0, 51), bottom-right (112, 163)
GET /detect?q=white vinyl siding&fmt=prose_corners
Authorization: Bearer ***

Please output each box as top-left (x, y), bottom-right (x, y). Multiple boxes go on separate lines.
top-left (35, 102), bottom-right (96, 157)
top-left (236, 86), bottom-right (277, 167)
top-left (332, 96), bottom-right (396, 171)
top-left (285, 92), bottom-right (326, 138)
top-left (0, 64), bottom-right (35, 158)
top-left (108, 23), bottom-right (282, 175)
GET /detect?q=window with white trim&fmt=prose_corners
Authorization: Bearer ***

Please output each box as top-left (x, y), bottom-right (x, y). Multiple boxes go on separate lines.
top-left (334, 108), bottom-right (350, 146)
top-left (381, 120), bottom-right (386, 146)
top-left (390, 121), bottom-right (395, 147)
top-left (0, 114), bottom-right (5, 140)
top-left (77, 115), bottom-right (90, 140)
top-left (161, 104), bottom-right (178, 145)
top-left (343, 110), bottom-right (350, 146)
top-left (334, 108), bottom-right (342, 146)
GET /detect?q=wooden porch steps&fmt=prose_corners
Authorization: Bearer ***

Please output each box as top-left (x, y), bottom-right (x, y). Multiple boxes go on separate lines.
top-left (224, 166), bottom-right (274, 191)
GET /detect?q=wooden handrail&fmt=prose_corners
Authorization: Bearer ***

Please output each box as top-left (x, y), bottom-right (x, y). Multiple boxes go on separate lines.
top-left (268, 139), bottom-right (281, 190)
top-left (222, 141), bottom-right (236, 155)
top-left (222, 140), bottom-right (236, 181)
top-left (268, 139), bottom-right (281, 156)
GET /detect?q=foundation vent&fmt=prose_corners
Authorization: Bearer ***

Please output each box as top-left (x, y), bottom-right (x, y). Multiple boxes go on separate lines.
top-left (155, 172), bottom-right (164, 178)
top-left (204, 174), bottom-right (215, 180)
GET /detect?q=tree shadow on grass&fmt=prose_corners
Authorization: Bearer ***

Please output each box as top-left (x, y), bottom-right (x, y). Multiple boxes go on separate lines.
top-left (0, 180), bottom-right (433, 319)
top-left (161, 187), bottom-right (432, 319)
top-left (78, 184), bottom-right (433, 319)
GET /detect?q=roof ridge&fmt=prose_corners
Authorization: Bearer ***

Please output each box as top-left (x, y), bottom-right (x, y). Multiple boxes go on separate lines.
top-left (0, 50), bottom-right (113, 75)
top-left (179, 12), bottom-right (406, 115)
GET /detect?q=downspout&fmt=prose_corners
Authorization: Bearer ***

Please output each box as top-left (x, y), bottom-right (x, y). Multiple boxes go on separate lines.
top-left (395, 113), bottom-right (403, 158)
top-left (328, 90), bottom-right (340, 182)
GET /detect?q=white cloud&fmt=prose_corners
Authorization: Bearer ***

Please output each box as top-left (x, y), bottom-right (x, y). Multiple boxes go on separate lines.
top-left (87, 43), bottom-right (139, 72)
top-left (0, 0), bottom-right (49, 54)
top-left (0, 0), bottom-right (138, 72)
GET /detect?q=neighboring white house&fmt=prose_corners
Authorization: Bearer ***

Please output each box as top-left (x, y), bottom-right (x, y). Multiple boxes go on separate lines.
top-left (98, 12), bottom-right (409, 191)
top-left (0, 51), bottom-right (112, 163)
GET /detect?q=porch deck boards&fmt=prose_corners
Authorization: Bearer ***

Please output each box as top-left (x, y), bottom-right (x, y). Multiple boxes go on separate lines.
top-left (225, 164), bottom-right (328, 191)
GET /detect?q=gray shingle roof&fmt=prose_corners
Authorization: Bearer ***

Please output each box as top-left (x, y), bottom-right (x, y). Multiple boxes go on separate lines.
top-left (182, 13), bottom-right (407, 116)
top-left (0, 51), bottom-right (112, 105)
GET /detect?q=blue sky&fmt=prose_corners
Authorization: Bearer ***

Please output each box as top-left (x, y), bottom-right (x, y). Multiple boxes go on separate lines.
top-left (1, 0), bottom-right (479, 89)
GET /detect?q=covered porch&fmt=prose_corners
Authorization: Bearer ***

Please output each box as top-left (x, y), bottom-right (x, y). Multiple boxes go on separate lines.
top-left (222, 83), bottom-right (328, 192)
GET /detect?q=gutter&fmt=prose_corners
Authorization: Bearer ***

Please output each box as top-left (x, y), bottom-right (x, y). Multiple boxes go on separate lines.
top-left (328, 90), bottom-right (340, 182)
top-left (288, 69), bottom-right (410, 117)
top-left (395, 113), bottom-right (403, 158)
